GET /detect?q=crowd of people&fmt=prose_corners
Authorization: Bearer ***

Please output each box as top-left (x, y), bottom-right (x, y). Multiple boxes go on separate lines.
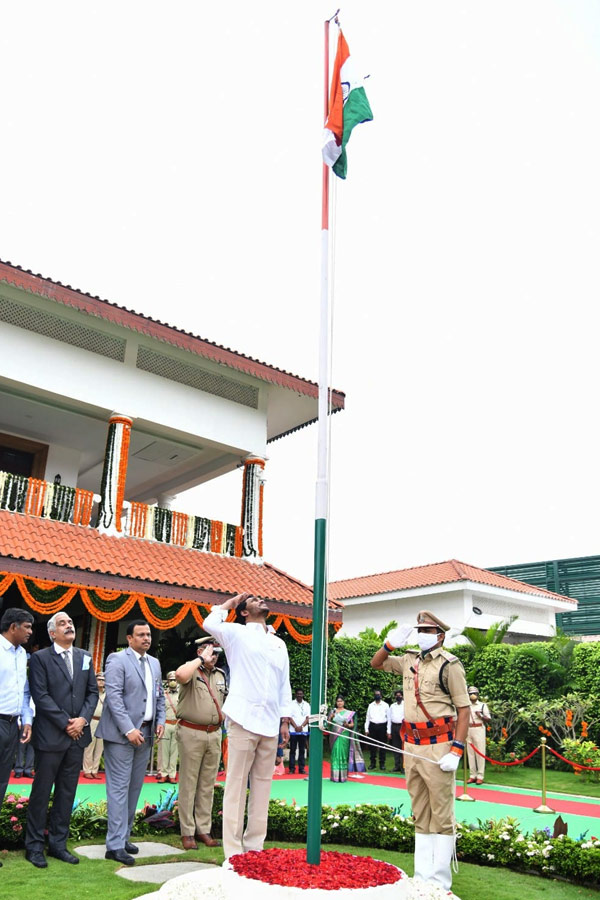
top-left (0, 600), bottom-right (485, 893)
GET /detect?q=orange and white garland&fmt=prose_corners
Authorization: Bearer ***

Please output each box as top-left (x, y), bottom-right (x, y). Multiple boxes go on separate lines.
top-left (97, 414), bottom-right (132, 535)
top-left (241, 457), bottom-right (266, 559)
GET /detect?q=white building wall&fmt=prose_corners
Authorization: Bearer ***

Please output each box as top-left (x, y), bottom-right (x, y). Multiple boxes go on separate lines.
top-left (44, 443), bottom-right (81, 487)
top-left (336, 586), bottom-right (559, 643)
top-left (0, 321), bottom-right (267, 455)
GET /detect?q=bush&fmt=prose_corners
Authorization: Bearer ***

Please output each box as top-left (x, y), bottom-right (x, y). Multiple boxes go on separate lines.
top-left (572, 642), bottom-right (600, 696)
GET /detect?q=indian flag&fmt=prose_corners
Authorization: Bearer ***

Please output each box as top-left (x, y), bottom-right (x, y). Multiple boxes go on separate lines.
top-left (322, 31), bottom-right (373, 180)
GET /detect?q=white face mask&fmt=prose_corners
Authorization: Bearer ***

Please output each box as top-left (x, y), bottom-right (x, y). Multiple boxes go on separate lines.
top-left (416, 632), bottom-right (439, 653)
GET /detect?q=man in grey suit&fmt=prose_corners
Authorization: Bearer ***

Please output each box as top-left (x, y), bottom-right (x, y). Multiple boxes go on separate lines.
top-left (25, 611), bottom-right (98, 868)
top-left (97, 620), bottom-right (165, 865)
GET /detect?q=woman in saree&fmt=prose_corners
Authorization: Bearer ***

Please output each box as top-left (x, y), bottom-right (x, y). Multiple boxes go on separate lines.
top-left (329, 695), bottom-right (366, 782)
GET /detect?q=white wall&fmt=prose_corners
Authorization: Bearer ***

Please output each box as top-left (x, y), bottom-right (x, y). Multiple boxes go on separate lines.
top-left (336, 586), bottom-right (558, 643)
top-left (0, 320), bottom-right (268, 456)
top-left (44, 442), bottom-right (81, 487)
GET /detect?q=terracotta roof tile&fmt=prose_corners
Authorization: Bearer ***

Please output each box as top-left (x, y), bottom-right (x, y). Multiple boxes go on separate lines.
top-left (328, 559), bottom-right (576, 605)
top-left (0, 510), bottom-right (343, 610)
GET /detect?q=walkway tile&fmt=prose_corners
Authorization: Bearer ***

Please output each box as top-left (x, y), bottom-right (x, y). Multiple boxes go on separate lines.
top-left (76, 841), bottom-right (185, 859)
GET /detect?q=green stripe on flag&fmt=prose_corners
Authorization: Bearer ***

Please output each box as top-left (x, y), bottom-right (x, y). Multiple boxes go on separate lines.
top-left (332, 86), bottom-right (374, 180)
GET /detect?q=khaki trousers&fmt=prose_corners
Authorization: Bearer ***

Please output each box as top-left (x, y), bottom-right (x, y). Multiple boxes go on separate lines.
top-left (222, 720), bottom-right (278, 858)
top-left (404, 742), bottom-right (456, 835)
top-left (467, 726), bottom-right (486, 779)
top-left (82, 720), bottom-right (103, 775)
top-left (176, 724), bottom-right (221, 836)
top-left (158, 722), bottom-right (179, 779)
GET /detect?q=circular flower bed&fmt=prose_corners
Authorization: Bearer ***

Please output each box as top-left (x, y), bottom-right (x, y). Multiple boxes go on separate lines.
top-left (222, 848), bottom-right (409, 900)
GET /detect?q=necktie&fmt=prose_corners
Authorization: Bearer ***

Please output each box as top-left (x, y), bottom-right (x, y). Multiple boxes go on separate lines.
top-left (63, 650), bottom-right (73, 678)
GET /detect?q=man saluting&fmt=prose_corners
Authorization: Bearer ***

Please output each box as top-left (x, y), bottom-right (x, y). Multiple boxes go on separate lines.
top-left (203, 592), bottom-right (292, 860)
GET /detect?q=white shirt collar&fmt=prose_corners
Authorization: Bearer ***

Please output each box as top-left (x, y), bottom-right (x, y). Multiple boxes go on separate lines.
top-left (130, 648), bottom-right (147, 661)
top-left (53, 642), bottom-right (73, 655)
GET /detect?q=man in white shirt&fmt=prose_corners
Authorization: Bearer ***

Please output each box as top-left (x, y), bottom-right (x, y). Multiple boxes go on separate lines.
top-left (203, 591), bottom-right (292, 859)
top-left (387, 690), bottom-right (405, 772)
top-left (365, 690), bottom-right (390, 771)
top-left (289, 688), bottom-right (310, 774)
top-left (0, 607), bottom-right (34, 869)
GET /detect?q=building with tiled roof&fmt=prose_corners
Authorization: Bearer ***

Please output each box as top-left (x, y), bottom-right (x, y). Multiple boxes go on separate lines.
top-left (329, 559), bottom-right (576, 643)
top-left (0, 260), bottom-right (343, 667)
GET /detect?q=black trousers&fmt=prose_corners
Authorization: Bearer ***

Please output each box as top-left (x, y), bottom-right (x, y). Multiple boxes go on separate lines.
top-left (390, 722), bottom-right (404, 771)
top-left (0, 718), bottom-right (19, 807)
top-left (368, 722), bottom-right (388, 767)
top-left (25, 743), bottom-right (84, 851)
top-left (289, 733), bottom-right (308, 771)
top-left (15, 727), bottom-right (35, 773)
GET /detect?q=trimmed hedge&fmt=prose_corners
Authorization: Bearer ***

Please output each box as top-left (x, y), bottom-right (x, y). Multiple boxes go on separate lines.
top-left (3, 789), bottom-right (599, 887)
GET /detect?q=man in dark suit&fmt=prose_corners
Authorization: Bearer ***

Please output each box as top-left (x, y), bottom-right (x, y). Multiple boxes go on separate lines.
top-left (25, 610), bottom-right (98, 868)
top-left (96, 620), bottom-right (165, 866)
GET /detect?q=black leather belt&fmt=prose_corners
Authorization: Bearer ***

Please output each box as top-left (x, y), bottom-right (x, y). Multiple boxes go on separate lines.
top-left (0, 714), bottom-right (19, 722)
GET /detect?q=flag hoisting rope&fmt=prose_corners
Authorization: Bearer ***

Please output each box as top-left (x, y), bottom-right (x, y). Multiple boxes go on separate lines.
top-left (306, 13), bottom-right (373, 867)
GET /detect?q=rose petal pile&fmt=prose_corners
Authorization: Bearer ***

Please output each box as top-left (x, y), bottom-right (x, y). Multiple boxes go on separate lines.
top-left (230, 848), bottom-right (402, 890)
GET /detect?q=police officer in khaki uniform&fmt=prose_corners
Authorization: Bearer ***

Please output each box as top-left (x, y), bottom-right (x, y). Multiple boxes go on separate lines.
top-left (175, 636), bottom-right (227, 850)
top-left (157, 671), bottom-right (180, 783)
top-left (82, 672), bottom-right (106, 778)
top-left (371, 610), bottom-right (470, 892)
top-left (467, 686), bottom-right (491, 784)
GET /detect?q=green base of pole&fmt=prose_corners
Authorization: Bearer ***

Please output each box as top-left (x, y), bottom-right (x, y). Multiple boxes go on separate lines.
top-left (306, 517), bottom-right (327, 865)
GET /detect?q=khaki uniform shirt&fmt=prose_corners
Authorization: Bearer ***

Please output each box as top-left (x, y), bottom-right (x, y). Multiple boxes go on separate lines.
top-left (176, 665), bottom-right (227, 725)
top-left (92, 691), bottom-right (105, 719)
top-left (381, 647), bottom-right (469, 723)
top-left (164, 687), bottom-right (180, 723)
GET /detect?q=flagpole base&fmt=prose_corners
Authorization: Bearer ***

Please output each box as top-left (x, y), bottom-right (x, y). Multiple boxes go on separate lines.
top-left (533, 804), bottom-right (555, 814)
top-left (456, 793), bottom-right (476, 802)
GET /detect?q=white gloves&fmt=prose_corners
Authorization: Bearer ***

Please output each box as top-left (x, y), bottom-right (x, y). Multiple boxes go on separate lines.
top-left (384, 625), bottom-right (414, 649)
top-left (438, 751), bottom-right (461, 772)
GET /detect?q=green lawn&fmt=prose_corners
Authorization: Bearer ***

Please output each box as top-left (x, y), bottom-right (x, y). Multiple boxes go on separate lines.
top-left (0, 835), bottom-right (597, 900)
top-left (472, 766), bottom-right (600, 798)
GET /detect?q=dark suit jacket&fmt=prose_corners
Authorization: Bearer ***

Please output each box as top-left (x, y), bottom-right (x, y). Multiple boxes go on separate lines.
top-left (29, 645), bottom-right (99, 751)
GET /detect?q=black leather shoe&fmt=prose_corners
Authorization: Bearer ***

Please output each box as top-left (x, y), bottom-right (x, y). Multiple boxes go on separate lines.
top-left (13, 770), bottom-right (23, 777)
top-left (124, 841), bottom-right (139, 854)
top-left (48, 848), bottom-right (79, 864)
top-left (26, 850), bottom-right (48, 868)
top-left (105, 848), bottom-right (135, 866)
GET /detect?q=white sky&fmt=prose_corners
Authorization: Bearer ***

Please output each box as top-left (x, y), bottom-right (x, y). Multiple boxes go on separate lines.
top-left (2, 1), bottom-right (600, 585)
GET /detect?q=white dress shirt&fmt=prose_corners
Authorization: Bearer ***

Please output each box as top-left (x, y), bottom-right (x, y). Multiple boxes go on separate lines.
top-left (388, 700), bottom-right (405, 727)
top-left (289, 699), bottom-right (310, 734)
top-left (365, 699), bottom-right (390, 730)
top-left (0, 635), bottom-right (32, 723)
top-left (130, 648), bottom-right (154, 722)
top-left (53, 641), bottom-right (73, 676)
top-left (203, 606), bottom-right (292, 737)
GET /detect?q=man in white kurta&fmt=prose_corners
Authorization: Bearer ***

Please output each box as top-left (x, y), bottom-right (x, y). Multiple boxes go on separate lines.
top-left (203, 592), bottom-right (292, 859)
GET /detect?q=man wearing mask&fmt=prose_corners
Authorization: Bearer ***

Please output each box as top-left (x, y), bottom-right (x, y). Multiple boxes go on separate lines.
top-left (387, 690), bottom-right (405, 773)
top-left (370, 610), bottom-right (469, 893)
top-left (157, 671), bottom-right (180, 784)
top-left (467, 686), bottom-right (491, 785)
top-left (364, 689), bottom-right (390, 771)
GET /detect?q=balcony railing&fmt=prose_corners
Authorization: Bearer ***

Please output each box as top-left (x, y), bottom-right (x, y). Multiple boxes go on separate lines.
top-left (0, 470), bottom-right (94, 525)
top-left (125, 501), bottom-right (243, 557)
top-left (0, 470), bottom-right (243, 558)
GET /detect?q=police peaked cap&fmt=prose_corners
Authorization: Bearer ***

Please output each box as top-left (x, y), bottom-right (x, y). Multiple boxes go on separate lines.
top-left (415, 610), bottom-right (450, 632)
